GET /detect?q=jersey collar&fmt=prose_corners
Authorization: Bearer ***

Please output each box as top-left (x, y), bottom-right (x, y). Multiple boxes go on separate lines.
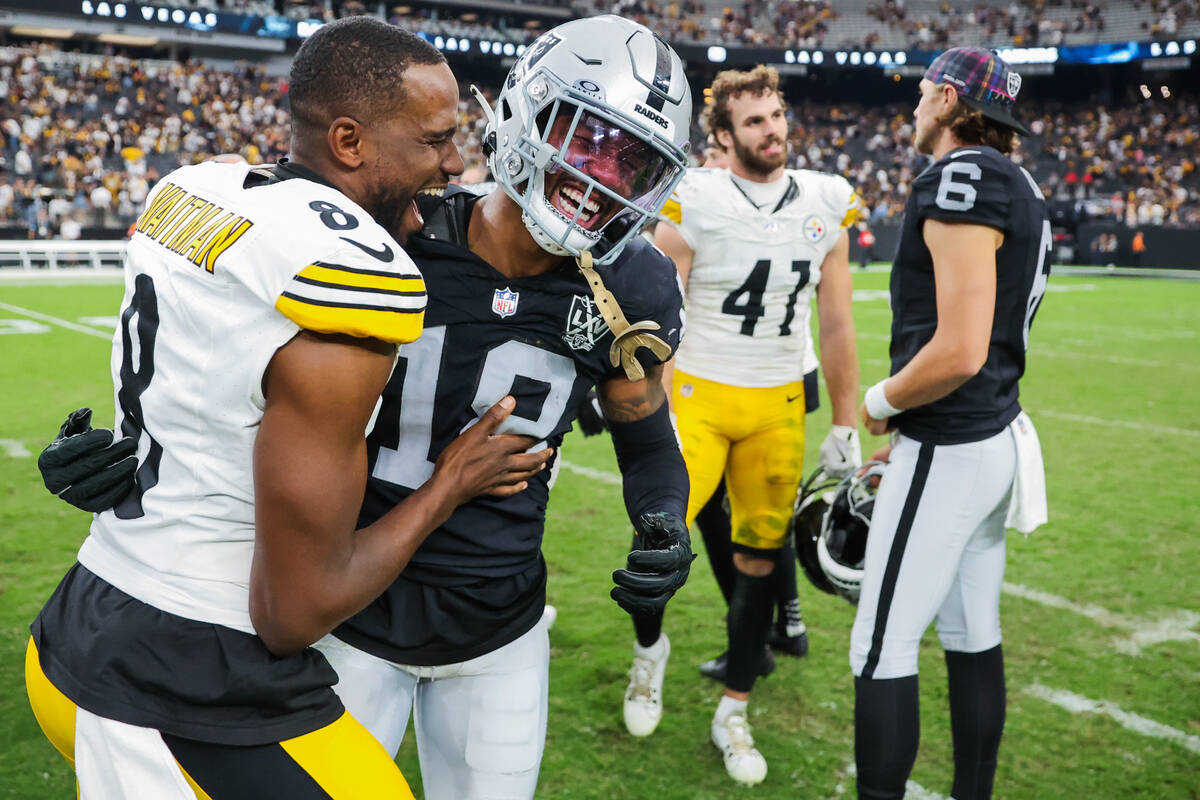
top-left (727, 172), bottom-right (801, 215)
top-left (273, 158), bottom-right (339, 189)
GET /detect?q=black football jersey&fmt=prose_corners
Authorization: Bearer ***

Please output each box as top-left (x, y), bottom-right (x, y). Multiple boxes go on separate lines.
top-left (333, 187), bottom-right (684, 665)
top-left (888, 146), bottom-right (1051, 444)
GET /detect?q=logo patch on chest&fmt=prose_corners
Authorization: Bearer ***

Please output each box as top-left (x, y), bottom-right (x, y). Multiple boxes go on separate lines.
top-left (803, 215), bottom-right (827, 243)
top-left (492, 287), bottom-right (520, 318)
top-left (562, 294), bottom-right (609, 351)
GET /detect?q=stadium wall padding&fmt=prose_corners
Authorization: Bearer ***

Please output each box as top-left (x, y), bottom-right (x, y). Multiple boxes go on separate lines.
top-left (850, 222), bottom-right (1200, 271)
top-left (1076, 223), bottom-right (1200, 270)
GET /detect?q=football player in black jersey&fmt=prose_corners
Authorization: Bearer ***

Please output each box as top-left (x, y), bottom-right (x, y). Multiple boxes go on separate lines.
top-left (851, 48), bottom-right (1050, 800)
top-left (37, 16), bottom-right (696, 800)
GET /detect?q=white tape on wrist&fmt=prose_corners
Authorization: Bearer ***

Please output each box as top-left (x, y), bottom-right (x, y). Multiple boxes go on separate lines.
top-left (864, 379), bottom-right (902, 419)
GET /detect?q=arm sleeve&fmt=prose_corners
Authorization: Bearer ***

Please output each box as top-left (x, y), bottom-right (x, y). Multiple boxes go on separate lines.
top-left (913, 152), bottom-right (1012, 232)
top-left (609, 403), bottom-right (689, 524)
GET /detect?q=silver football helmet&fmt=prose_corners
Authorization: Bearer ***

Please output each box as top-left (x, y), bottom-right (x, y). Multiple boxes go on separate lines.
top-left (792, 462), bottom-right (887, 605)
top-left (475, 15), bottom-right (691, 265)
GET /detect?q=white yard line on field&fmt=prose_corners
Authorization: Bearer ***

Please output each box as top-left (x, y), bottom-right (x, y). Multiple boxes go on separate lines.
top-left (1002, 582), bottom-right (1133, 629)
top-left (1118, 610), bottom-right (1200, 655)
top-left (0, 439), bottom-right (31, 458)
top-left (1044, 283), bottom-right (1098, 292)
top-left (78, 316), bottom-right (119, 330)
top-left (1025, 408), bottom-right (1200, 438)
top-left (0, 301), bottom-right (111, 340)
top-left (1025, 684), bottom-right (1200, 756)
top-left (559, 460), bottom-right (622, 486)
top-left (1031, 349), bottom-right (1200, 371)
top-left (1037, 323), bottom-right (1197, 341)
top-left (1002, 583), bottom-right (1200, 654)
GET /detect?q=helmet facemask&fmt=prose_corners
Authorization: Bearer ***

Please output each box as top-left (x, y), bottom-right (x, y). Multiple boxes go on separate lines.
top-left (499, 79), bottom-right (685, 263)
top-left (809, 462), bottom-right (887, 605)
top-left (480, 15), bottom-right (692, 267)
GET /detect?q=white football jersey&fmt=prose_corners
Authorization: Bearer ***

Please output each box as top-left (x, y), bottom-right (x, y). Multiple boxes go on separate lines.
top-left (663, 167), bottom-right (859, 387)
top-left (77, 161), bottom-right (426, 633)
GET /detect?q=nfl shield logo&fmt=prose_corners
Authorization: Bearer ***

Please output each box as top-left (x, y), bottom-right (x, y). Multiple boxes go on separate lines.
top-left (492, 287), bottom-right (519, 318)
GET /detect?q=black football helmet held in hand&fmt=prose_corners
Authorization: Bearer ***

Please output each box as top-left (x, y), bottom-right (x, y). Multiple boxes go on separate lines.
top-left (791, 462), bottom-right (887, 605)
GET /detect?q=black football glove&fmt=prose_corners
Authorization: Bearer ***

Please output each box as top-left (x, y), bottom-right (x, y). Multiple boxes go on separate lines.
top-left (38, 408), bottom-right (138, 513)
top-left (610, 511), bottom-right (696, 616)
top-left (576, 389), bottom-right (608, 437)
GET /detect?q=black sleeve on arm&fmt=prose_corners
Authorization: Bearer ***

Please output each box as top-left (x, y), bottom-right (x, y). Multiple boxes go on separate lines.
top-left (608, 403), bottom-right (688, 525)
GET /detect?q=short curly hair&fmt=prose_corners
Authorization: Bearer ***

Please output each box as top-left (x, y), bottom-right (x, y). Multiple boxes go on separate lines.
top-left (288, 17), bottom-right (445, 133)
top-left (707, 65), bottom-right (782, 136)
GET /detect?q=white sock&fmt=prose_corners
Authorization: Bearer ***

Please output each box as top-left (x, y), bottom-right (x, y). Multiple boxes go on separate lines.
top-left (634, 635), bottom-right (666, 660)
top-left (715, 695), bottom-right (748, 723)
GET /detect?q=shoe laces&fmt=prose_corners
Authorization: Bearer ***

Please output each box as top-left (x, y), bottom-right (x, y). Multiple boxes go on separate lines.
top-left (628, 656), bottom-right (656, 701)
top-left (722, 712), bottom-right (756, 754)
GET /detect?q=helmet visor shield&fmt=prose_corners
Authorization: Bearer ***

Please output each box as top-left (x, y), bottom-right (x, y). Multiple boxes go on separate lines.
top-left (542, 107), bottom-right (680, 232)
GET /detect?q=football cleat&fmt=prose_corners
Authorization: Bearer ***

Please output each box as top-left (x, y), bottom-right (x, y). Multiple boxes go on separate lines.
top-left (768, 627), bottom-right (809, 658)
top-left (769, 601), bottom-right (809, 657)
top-left (711, 709), bottom-right (768, 786)
top-left (698, 645), bottom-right (775, 683)
top-left (623, 633), bottom-right (669, 737)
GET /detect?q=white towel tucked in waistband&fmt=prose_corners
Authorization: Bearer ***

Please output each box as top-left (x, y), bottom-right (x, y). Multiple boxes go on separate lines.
top-left (1005, 410), bottom-right (1048, 534)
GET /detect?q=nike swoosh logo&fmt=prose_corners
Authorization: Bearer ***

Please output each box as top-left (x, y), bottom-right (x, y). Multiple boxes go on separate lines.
top-left (787, 394), bottom-right (803, 403)
top-left (340, 236), bottom-right (394, 263)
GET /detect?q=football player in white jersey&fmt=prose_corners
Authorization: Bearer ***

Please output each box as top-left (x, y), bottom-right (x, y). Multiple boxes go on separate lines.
top-left (25, 18), bottom-right (549, 799)
top-left (652, 65), bottom-right (862, 785)
top-left (37, 16), bottom-right (696, 800)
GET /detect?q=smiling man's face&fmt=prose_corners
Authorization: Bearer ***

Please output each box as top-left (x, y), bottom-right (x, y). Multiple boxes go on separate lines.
top-left (541, 110), bottom-right (668, 232)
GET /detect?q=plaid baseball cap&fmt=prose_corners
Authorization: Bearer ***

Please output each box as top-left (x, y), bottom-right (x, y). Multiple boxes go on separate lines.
top-left (923, 47), bottom-right (1032, 137)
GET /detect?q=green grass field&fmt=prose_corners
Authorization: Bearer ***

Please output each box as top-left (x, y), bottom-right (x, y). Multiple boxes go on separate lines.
top-left (1, 270), bottom-right (1198, 799)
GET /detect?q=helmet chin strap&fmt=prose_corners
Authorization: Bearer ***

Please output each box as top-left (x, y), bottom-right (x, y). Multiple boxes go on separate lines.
top-left (573, 249), bottom-right (671, 382)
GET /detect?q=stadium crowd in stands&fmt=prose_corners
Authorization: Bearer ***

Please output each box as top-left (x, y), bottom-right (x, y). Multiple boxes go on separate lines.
top-left (865, 0), bottom-right (1105, 50)
top-left (3, 43), bottom-right (1198, 239)
top-left (48, 0), bottom-right (1200, 50)
top-left (0, 45), bottom-right (289, 238)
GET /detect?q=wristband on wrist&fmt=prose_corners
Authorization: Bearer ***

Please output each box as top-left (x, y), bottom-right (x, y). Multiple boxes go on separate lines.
top-left (864, 379), bottom-right (902, 419)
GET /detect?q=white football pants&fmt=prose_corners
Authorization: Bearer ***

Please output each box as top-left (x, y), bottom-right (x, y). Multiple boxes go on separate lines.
top-left (316, 619), bottom-right (549, 800)
top-left (850, 429), bottom-right (1016, 680)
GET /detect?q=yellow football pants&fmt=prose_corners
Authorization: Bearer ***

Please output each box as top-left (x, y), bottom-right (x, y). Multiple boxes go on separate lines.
top-left (672, 369), bottom-right (807, 552)
top-left (25, 637), bottom-right (414, 800)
